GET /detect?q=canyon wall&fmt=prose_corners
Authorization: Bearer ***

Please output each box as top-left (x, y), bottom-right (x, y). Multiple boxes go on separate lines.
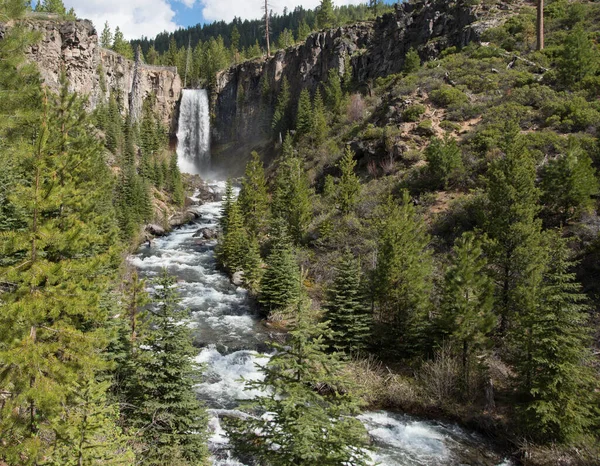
top-left (213, 0), bottom-right (506, 155)
top-left (23, 17), bottom-right (181, 131)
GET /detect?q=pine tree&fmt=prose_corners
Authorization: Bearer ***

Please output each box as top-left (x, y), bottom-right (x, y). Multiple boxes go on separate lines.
top-left (484, 122), bottom-right (544, 335)
top-left (324, 250), bottom-right (372, 354)
top-left (0, 74), bottom-right (121, 463)
top-left (259, 221), bottom-right (301, 315)
top-left (558, 24), bottom-right (599, 87)
top-left (100, 22), bottom-right (112, 48)
top-left (540, 143), bottom-right (598, 225)
top-left (513, 232), bottom-right (594, 443)
top-left (47, 379), bottom-right (134, 465)
top-left (295, 88), bottom-right (313, 136)
top-left (168, 152), bottom-right (185, 207)
top-left (238, 151), bottom-right (270, 237)
top-left (373, 192), bottom-right (433, 354)
top-left (217, 200), bottom-right (250, 272)
top-left (312, 88), bottom-right (328, 144)
top-left (272, 77), bottom-right (292, 138)
top-left (317, 0), bottom-right (336, 30)
top-left (225, 298), bottom-right (371, 465)
top-left (438, 232), bottom-right (495, 395)
top-left (242, 235), bottom-right (264, 294)
top-left (337, 147), bottom-right (361, 215)
top-left (127, 271), bottom-right (209, 464)
top-left (272, 138), bottom-right (313, 243)
top-left (112, 27), bottom-right (134, 60)
top-left (403, 47), bottom-right (421, 74)
top-left (324, 68), bottom-right (343, 114)
top-left (298, 19), bottom-right (311, 42)
top-left (219, 178), bottom-right (234, 234)
top-left (425, 135), bottom-right (464, 189)
top-left (146, 45), bottom-right (159, 65)
top-left (35, 0), bottom-right (67, 16)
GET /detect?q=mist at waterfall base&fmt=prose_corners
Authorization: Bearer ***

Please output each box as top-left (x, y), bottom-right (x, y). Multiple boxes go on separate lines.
top-left (176, 89), bottom-right (211, 176)
top-left (129, 184), bottom-right (513, 466)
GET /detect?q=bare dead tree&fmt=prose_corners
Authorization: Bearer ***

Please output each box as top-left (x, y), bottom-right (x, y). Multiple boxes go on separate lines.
top-left (264, 0), bottom-right (271, 58)
top-left (537, 0), bottom-right (544, 51)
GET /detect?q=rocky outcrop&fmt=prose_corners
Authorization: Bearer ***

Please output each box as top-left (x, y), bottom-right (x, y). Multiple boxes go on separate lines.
top-left (21, 18), bottom-right (181, 131)
top-left (213, 0), bottom-right (507, 151)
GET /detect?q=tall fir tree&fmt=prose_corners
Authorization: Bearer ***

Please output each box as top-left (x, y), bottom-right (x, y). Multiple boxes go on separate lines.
top-left (295, 88), bottom-right (313, 136)
top-left (238, 151), bottom-right (270, 238)
top-left (312, 88), bottom-right (328, 144)
top-left (336, 147), bottom-right (361, 215)
top-left (373, 192), bottom-right (433, 355)
top-left (225, 297), bottom-right (371, 465)
top-left (317, 0), bottom-right (336, 29)
top-left (272, 77), bottom-right (292, 139)
top-left (484, 122), bottom-right (544, 335)
top-left (272, 138), bottom-right (313, 243)
top-left (0, 74), bottom-right (121, 464)
top-left (126, 271), bottom-right (209, 465)
top-left (217, 200), bottom-right (250, 273)
top-left (324, 250), bottom-right (372, 354)
top-left (513, 233), bottom-right (595, 443)
top-left (259, 220), bottom-right (301, 316)
top-left (100, 22), bottom-right (112, 48)
top-left (437, 232), bottom-right (495, 395)
top-left (219, 178), bottom-right (234, 234)
top-left (324, 68), bottom-right (343, 114)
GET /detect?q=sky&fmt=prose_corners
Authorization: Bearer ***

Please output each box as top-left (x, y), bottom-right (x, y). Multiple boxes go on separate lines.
top-left (37, 0), bottom-right (393, 40)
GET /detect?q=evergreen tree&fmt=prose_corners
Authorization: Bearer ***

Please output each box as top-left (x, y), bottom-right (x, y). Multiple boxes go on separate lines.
top-left (324, 250), bottom-right (372, 354)
top-left (146, 45), bottom-right (159, 65)
top-left (298, 19), bottom-right (311, 42)
top-left (373, 192), bottom-right (433, 354)
top-left (324, 68), bottom-right (343, 114)
top-left (219, 178), bottom-right (234, 234)
top-left (540, 143), bottom-right (598, 225)
top-left (127, 271), bottom-right (209, 464)
top-left (513, 233), bottom-right (595, 443)
top-left (558, 24), bottom-right (600, 87)
top-left (295, 88), bottom-right (313, 136)
top-left (317, 0), bottom-right (336, 30)
top-left (0, 74), bottom-right (121, 464)
top-left (47, 379), bottom-right (134, 465)
top-left (217, 200), bottom-right (249, 272)
top-left (238, 151), bottom-right (270, 237)
top-left (312, 88), bottom-right (328, 143)
top-left (272, 77), bottom-right (292, 139)
top-left (403, 47), bottom-right (421, 74)
top-left (100, 22), bottom-right (112, 48)
top-left (168, 152), bottom-right (185, 207)
top-left (112, 27), bottom-right (134, 59)
top-left (342, 55), bottom-right (353, 93)
top-left (106, 92), bottom-right (123, 153)
top-left (272, 138), bottom-right (313, 243)
top-left (225, 298), bottom-right (371, 465)
top-left (259, 221), bottom-right (301, 315)
top-left (242, 235), bottom-right (264, 294)
top-left (425, 135), bottom-right (464, 189)
top-left (438, 232), bottom-right (495, 395)
top-left (484, 123), bottom-right (544, 335)
top-left (35, 0), bottom-right (68, 16)
top-left (336, 147), bottom-right (361, 215)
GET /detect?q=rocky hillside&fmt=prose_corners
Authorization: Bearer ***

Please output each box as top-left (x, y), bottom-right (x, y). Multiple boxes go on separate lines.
top-left (212, 0), bottom-right (516, 161)
top-left (17, 15), bottom-right (181, 131)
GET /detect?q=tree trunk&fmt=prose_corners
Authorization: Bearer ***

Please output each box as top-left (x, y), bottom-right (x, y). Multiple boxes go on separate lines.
top-left (264, 0), bottom-right (271, 58)
top-left (537, 0), bottom-right (544, 51)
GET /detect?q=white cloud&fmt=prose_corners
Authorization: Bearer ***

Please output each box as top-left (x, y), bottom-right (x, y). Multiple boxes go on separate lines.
top-left (64, 0), bottom-right (180, 39)
top-left (200, 0), bottom-right (368, 23)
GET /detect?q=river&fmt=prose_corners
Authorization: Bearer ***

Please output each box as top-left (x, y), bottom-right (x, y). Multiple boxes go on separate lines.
top-left (129, 182), bottom-right (513, 466)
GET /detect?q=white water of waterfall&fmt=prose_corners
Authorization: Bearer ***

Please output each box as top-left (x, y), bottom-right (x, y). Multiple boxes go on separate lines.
top-left (129, 181), bottom-right (513, 466)
top-left (176, 89), bottom-right (211, 175)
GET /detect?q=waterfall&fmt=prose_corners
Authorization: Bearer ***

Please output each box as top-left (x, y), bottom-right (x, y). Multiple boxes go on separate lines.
top-left (176, 89), bottom-right (211, 175)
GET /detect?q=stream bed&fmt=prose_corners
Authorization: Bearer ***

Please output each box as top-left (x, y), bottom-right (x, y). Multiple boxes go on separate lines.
top-left (129, 182), bottom-right (513, 466)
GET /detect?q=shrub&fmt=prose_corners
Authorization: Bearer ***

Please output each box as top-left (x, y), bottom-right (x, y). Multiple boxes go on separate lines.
top-left (403, 47), bottom-right (421, 74)
top-left (347, 93), bottom-right (366, 122)
top-left (415, 119), bottom-right (434, 136)
top-left (402, 104), bottom-right (426, 122)
top-left (430, 85), bottom-right (468, 108)
top-left (425, 136), bottom-right (464, 189)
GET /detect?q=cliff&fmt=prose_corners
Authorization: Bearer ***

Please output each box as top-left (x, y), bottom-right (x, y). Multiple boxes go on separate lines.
top-left (22, 17), bottom-right (181, 132)
top-left (212, 0), bottom-right (509, 157)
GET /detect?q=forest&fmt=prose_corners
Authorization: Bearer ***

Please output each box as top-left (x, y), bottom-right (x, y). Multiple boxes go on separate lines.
top-left (1, 0), bottom-right (600, 465)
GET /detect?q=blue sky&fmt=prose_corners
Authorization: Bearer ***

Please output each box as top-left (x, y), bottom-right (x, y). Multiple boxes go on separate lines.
top-left (43, 1), bottom-right (395, 40)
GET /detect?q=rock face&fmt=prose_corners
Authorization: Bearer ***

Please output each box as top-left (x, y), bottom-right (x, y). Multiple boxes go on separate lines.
top-left (212, 0), bottom-right (504, 152)
top-left (21, 18), bottom-right (181, 131)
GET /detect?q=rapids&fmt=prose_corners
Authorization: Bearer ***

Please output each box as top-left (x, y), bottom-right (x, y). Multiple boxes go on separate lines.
top-left (129, 182), bottom-right (513, 466)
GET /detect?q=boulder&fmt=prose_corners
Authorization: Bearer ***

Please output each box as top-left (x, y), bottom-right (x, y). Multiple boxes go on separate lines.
top-left (232, 271), bottom-right (245, 287)
top-left (193, 227), bottom-right (218, 239)
top-left (145, 223), bottom-right (166, 236)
